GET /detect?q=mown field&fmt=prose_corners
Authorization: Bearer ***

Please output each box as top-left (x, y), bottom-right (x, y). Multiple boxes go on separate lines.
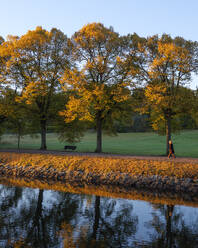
top-left (0, 130), bottom-right (197, 157)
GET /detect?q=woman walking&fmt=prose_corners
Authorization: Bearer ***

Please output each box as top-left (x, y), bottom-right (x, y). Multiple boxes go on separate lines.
top-left (168, 140), bottom-right (176, 158)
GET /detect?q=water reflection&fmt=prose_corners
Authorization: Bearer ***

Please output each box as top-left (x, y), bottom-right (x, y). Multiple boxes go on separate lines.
top-left (0, 182), bottom-right (197, 247)
top-left (140, 203), bottom-right (198, 248)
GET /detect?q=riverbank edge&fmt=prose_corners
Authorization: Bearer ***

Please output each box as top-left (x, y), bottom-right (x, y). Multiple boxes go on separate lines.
top-left (1, 177), bottom-right (198, 207)
top-left (0, 152), bottom-right (198, 197)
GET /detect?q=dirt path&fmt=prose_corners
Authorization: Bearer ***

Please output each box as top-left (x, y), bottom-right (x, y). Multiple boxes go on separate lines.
top-left (0, 148), bottom-right (198, 163)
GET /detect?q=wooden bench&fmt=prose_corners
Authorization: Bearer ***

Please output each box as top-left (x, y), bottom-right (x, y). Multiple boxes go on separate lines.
top-left (64, 145), bottom-right (77, 151)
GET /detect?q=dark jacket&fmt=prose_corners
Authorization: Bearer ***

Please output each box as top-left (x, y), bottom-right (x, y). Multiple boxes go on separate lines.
top-left (169, 143), bottom-right (174, 153)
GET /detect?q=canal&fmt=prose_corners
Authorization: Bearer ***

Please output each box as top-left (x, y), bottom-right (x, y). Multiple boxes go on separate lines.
top-left (0, 178), bottom-right (198, 247)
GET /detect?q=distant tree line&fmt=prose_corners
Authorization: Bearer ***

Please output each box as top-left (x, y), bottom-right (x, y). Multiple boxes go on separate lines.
top-left (0, 23), bottom-right (198, 154)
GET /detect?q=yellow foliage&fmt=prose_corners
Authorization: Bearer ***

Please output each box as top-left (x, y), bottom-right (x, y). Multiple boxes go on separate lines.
top-left (18, 81), bottom-right (48, 104)
top-left (59, 23), bottom-right (133, 126)
top-left (74, 22), bottom-right (117, 47)
top-left (149, 41), bottom-right (191, 79)
top-left (0, 152), bottom-right (198, 208)
top-left (60, 67), bottom-right (131, 122)
top-left (144, 38), bottom-right (193, 133)
top-left (1, 152), bottom-right (198, 180)
top-left (145, 83), bottom-right (170, 108)
top-left (0, 26), bottom-right (69, 112)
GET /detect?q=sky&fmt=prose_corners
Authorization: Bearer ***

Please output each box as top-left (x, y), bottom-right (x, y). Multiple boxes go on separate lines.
top-left (1, 0), bottom-right (198, 88)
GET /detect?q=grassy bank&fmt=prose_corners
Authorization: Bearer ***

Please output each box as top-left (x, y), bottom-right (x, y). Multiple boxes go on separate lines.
top-left (0, 152), bottom-right (198, 199)
top-left (0, 130), bottom-right (198, 157)
top-left (0, 152), bottom-right (197, 179)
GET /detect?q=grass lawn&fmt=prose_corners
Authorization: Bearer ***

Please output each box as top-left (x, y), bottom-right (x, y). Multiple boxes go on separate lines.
top-left (0, 130), bottom-right (198, 157)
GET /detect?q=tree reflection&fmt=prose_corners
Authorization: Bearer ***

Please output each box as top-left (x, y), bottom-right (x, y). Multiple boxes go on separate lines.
top-left (0, 185), bottom-right (24, 245)
top-left (0, 185), bottom-right (80, 247)
top-left (0, 182), bottom-right (198, 247)
top-left (139, 203), bottom-right (198, 248)
top-left (59, 195), bottom-right (138, 247)
top-left (24, 189), bottom-right (48, 247)
top-left (92, 196), bottom-right (100, 240)
top-left (82, 195), bottom-right (138, 247)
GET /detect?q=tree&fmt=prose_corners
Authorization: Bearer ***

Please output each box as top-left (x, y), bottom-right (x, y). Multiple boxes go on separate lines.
top-left (133, 34), bottom-right (197, 154)
top-left (0, 36), bottom-right (7, 135)
top-left (0, 27), bottom-right (70, 150)
top-left (145, 85), bottom-right (194, 154)
top-left (0, 88), bottom-right (33, 148)
top-left (51, 91), bottom-right (87, 144)
top-left (60, 23), bottom-right (137, 153)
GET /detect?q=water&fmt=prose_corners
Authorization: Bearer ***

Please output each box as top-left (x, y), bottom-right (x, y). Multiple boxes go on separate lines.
top-left (0, 179), bottom-right (198, 247)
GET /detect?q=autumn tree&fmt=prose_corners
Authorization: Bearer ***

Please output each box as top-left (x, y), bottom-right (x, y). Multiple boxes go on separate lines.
top-left (50, 91), bottom-right (87, 144)
top-left (60, 23), bottom-right (137, 153)
top-left (190, 88), bottom-right (198, 130)
top-left (133, 34), bottom-right (198, 154)
top-left (0, 36), bottom-right (5, 100)
top-left (0, 88), bottom-right (38, 148)
top-left (146, 85), bottom-right (194, 150)
top-left (0, 36), bottom-right (8, 137)
top-left (0, 27), bottom-right (70, 149)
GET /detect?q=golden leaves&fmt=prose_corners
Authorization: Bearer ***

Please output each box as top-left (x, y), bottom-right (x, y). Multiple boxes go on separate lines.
top-left (143, 36), bottom-right (194, 134)
top-left (1, 152), bottom-right (198, 182)
top-left (74, 22), bottom-right (117, 46)
top-left (19, 81), bottom-right (48, 104)
top-left (60, 75), bottom-right (131, 123)
top-left (145, 83), bottom-right (167, 105)
top-left (149, 41), bottom-right (191, 78)
top-left (60, 23), bottom-right (133, 126)
top-left (0, 26), bottom-right (71, 129)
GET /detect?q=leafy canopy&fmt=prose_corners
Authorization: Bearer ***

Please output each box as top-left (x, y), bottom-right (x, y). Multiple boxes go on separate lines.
top-left (60, 23), bottom-right (136, 131)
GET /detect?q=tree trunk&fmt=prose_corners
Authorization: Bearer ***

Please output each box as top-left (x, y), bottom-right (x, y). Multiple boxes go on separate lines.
top-left (166, 117), bottom-right (171, 156)
top-left (40, 119), bottom-right (47, 150)
top-left (17, 133), bottom-right (20, 150)
top-left (95, 112), bottom-right (102, 153)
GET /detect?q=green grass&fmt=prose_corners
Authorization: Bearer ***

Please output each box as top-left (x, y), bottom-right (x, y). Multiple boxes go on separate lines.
top-left (0, 130), bottom-right (198, 157)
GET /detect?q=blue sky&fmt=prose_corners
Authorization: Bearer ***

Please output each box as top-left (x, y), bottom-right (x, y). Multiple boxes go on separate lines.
top-left (1, 0), bottom-right (198, 88)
